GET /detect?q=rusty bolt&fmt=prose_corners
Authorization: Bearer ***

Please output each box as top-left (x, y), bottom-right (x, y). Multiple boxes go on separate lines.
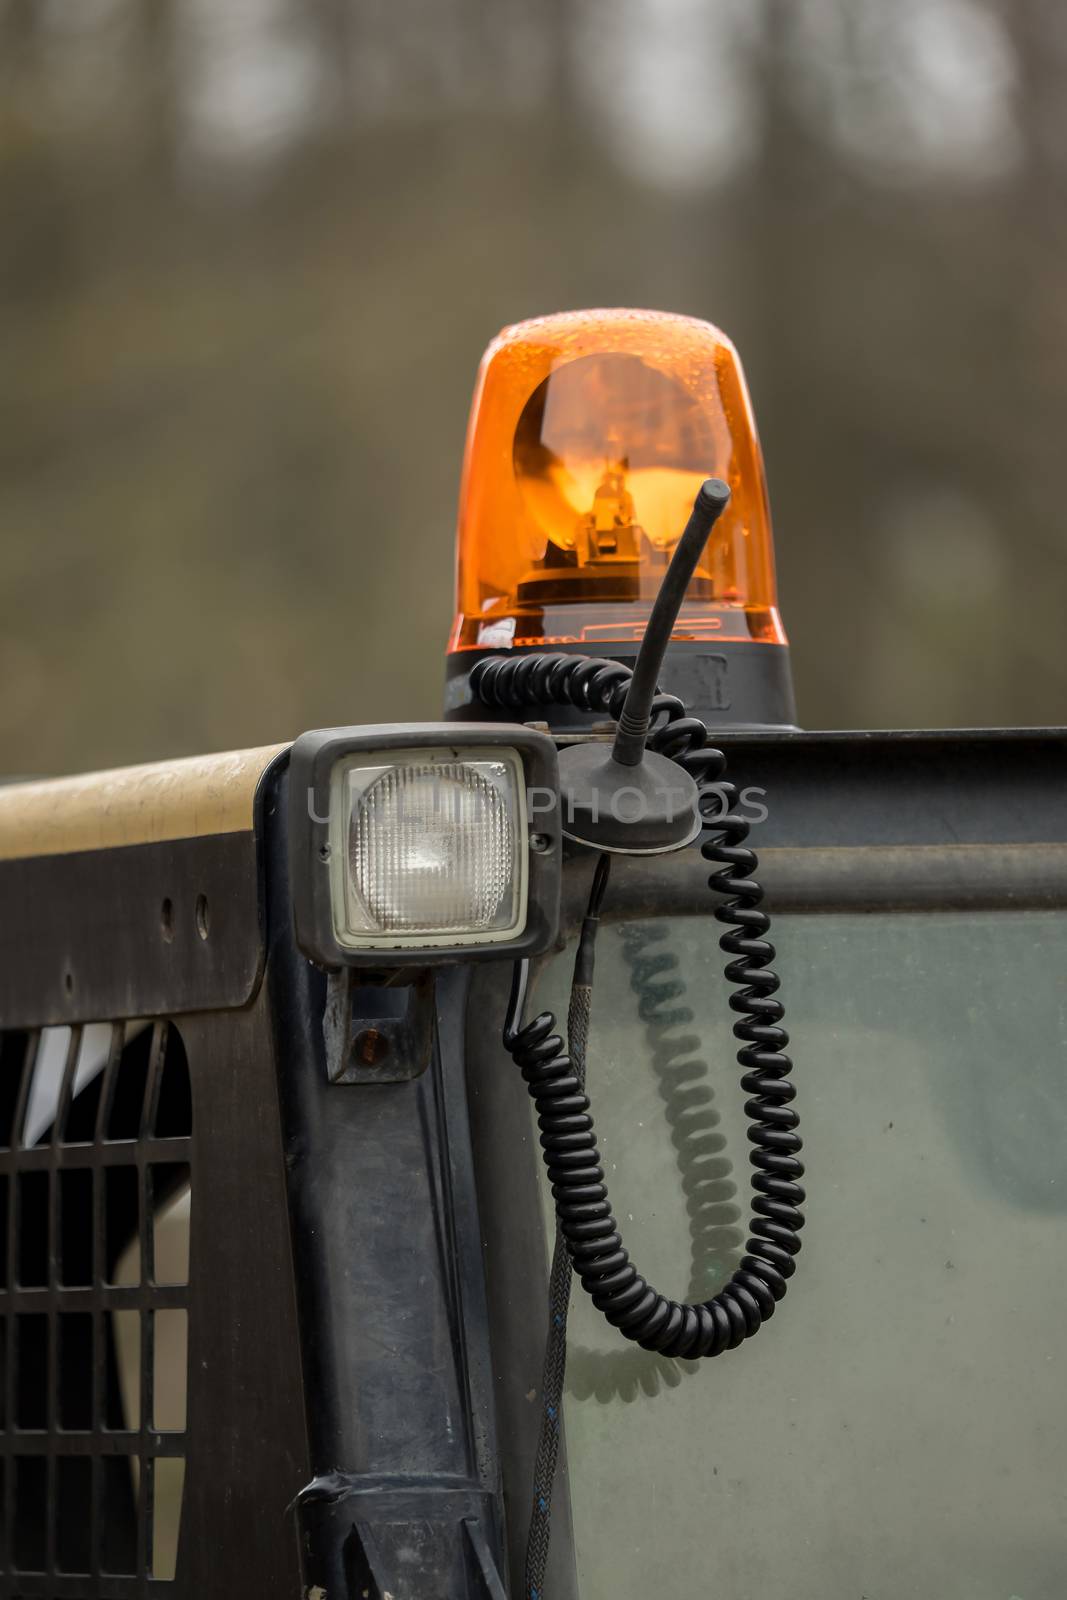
top-left (354, 1027), bottom-right (390, 1067)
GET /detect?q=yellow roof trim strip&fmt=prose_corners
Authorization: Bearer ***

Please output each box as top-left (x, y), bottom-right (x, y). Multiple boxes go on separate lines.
top-left (0, 743), bottom-right (290, 862)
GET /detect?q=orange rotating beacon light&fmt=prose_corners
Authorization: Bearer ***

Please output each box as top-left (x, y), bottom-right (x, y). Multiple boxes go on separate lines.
top-left (444, 308), bottom-right (796, 730)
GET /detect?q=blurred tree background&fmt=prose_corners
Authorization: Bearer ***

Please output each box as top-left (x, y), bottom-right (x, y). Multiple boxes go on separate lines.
top-left (1, 0), bottom-right (1065, 773)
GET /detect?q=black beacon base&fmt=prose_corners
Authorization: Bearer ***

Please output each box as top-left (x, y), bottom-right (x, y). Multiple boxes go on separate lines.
top-left (444, 636), bottom-right (798, 735)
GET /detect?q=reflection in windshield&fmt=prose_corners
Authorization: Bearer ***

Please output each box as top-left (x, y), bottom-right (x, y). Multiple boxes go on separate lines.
top-left (622, 924), bottom-right (744, 1299)
top-left (565, 923), bottom-right (744, 1404)
top-left (532, 910), bottom-right (1067, 1600)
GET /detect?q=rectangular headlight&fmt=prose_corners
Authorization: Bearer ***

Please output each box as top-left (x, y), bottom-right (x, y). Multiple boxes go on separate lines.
top-left (290, 725), bottom-right (560, 966)
top-left (332, 747), bottom-right (526, 947)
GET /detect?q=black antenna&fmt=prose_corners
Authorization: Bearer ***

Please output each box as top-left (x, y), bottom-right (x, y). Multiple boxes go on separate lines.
top-left (611, 478), bottom-right (731, 766)
top-left (555, 477), bottom-right (733, 854)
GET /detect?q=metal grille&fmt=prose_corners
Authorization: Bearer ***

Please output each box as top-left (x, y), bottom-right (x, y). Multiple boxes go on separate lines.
top-left (0, 1021), bottom-right (192, 1595)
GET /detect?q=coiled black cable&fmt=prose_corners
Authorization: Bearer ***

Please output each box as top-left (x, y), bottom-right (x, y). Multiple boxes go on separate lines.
top-left (475, 651), bottom-right (805, 1361)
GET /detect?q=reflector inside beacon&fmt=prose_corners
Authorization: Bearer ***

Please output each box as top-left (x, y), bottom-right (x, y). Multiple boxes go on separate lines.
top-left (513, 353), bottom-right (724, 603)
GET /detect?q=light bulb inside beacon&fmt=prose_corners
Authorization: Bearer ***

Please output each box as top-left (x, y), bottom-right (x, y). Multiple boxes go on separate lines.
top-left (511, 352), bottom-right (721, 608)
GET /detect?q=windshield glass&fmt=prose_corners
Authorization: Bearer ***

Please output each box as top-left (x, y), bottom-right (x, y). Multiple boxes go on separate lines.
top-left (531, 909), bottom-right (1067, 1599)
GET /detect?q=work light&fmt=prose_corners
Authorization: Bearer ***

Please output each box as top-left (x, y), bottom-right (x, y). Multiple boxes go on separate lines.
top-left (289, 725), bottom-right (560, 967)
top-left (333, 746), bottom-right (525, 944)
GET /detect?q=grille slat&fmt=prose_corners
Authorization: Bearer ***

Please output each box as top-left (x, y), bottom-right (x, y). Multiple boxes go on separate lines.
top-left (0, 1020), bottom-right (192, 1592)
top-left (5, 1139), bottom-right (198, 1172)
top-left (53, 1027), bottom-right (82, 1153)
top-left (1, 1286), bottom-right (188, 1313)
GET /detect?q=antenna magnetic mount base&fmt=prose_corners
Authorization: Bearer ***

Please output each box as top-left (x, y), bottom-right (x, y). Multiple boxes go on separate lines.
top-left (557, 741), bottom-right (702, 855)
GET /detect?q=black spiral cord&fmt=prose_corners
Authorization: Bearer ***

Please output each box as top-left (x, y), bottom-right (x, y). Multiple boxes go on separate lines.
top-left (476, 647), bottom-right (805, 1365)
top-left (474, 651), bottom-right (806, 1599)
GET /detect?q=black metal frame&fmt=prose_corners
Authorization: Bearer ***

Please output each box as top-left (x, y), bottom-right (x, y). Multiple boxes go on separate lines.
top-left (0, 1022), bottom-right (192, 1590)
top-left (0, 991), bottom-right (308, 1596)
top-left (2, 727), bottom-right (1065, 1597)
top-left (267, 768), bottom-right (509, 1597)
top-left (0, 742), bottom-right (513, 1597)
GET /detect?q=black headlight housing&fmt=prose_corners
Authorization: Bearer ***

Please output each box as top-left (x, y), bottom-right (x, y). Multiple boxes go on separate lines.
top-left (289, 723), bottom-right (561, 969)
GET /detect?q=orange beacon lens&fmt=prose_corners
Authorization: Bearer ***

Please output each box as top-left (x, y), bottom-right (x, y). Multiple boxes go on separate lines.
top-left (447, 309), bottom-right (796, 729)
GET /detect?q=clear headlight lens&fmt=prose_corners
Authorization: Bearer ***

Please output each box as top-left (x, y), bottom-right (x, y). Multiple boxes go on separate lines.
top-left (330, 747), bottom-right (527, 948)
